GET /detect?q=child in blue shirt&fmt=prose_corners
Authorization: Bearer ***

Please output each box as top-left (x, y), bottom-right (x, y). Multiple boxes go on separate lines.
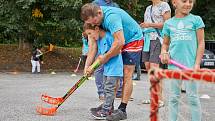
top-left (83, 23), bottom-right (123, 120)
top-left (81, 32), bottom-right (89, 65)
top-left (161, 0), bottom-right (205, 121)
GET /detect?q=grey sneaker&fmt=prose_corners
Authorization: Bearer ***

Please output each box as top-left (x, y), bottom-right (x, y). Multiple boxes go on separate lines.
top-left (90, 104), bottom-right (103, 112)
top-left (106, 109), bottom-right (127, 121)
top-left (91, 109), bottom-right (109, 120)
top-left (90, 104), bottom-right (114, 113)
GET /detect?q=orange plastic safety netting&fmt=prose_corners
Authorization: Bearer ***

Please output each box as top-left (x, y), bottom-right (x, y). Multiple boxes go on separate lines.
top-left (149, 68), bottom-right (215, 121)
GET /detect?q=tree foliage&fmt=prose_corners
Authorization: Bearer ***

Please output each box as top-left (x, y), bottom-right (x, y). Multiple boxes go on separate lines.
top-left (0, 0), bottom-right (215, 48)
top-left (0, 0), bottom-right (83, 47)
top-left (192, 0), bottom-right (215, 39)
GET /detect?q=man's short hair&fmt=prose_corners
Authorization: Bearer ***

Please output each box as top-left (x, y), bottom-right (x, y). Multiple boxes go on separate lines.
top-left (81, 3), bottom-right (100, 21)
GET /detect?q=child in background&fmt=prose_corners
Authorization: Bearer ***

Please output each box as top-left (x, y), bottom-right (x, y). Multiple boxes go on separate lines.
top-left (31, 47), bottom-right (43, 73)
top-left (81, 32), bottom-right (89, 66)
top-left (160, 0), bottom-right (205, 120)
top-left (84, 23), bottom-right (123, 120)
top-left (140, 0), bottom-right (171, 107)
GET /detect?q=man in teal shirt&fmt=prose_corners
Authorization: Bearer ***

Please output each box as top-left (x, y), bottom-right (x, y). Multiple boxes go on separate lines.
top-left (81, 3), bottom-right (143, 120)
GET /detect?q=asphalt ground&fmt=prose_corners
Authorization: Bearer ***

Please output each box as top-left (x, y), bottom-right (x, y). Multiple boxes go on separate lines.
top-left (0, 72), bottom-right (214, 121)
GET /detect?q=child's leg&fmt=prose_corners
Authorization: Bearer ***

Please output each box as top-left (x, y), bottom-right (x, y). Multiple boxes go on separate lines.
top-left (103, 76), bottom-right (118, 112)
top-left (94, 65), bottom-right (104, 98)
top-left (114, 79), bottom-right (119, 97)
top-left (185, 81), bottom-right (201, 121)
top-left (36, 61), bottom-right (40, 72)
top-left (168, 79), bottom-right (181, 121)
top-left (116, 78), bottom-right (123, 97)
top-left (32, 60), bottom-right (36, 73)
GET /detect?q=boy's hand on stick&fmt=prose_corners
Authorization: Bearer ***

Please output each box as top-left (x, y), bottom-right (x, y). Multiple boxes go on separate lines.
top-left (84, 55), bottom-right (102, 76)
top-left (85, 66), bottom-right (94, 76)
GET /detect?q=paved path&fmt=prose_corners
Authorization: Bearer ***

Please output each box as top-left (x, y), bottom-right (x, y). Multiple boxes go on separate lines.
top-left (0, 72), bottom-right (214, 121)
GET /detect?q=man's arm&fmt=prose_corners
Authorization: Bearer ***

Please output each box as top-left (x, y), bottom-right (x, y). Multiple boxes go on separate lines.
top-left (101, 30), bottom-right (125, 64)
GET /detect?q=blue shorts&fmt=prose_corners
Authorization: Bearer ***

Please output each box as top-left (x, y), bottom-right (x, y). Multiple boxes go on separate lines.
top-left (122, 51), bottom-right (142, 65)
top-left (121, 39), bottom-right (144, 65)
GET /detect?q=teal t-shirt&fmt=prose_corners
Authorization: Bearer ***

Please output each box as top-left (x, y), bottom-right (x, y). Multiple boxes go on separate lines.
top-left (162, 14), bottom-right (205, 69)
top-left (97, 32), bottom-right (123, 77)
top-left (101, 6), bottom-right (143, 44)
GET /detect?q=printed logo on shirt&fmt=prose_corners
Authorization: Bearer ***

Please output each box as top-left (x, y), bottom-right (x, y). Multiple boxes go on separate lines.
top-left (185, 25), bottom-right (193, 30)
top-left (171, 21), bottom-right (192, 41)
top-left (177, 21), bottom-right (185, 30)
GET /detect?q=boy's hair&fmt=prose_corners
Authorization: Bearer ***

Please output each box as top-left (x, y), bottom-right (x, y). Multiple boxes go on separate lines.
top-left (83, 23), bottom-right (97, 31)
top-left (81, 3), bottom-right (100, 21)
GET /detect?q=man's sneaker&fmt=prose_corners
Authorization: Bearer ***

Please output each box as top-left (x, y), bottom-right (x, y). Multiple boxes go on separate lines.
top-left (106, 109), bottom-right (127, 121)
top-left (91, 109), bottom-right (110, 120)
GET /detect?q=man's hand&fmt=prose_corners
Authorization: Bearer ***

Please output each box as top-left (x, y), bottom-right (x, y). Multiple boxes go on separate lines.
top-left (41, 61), bottom-right (44, 64)
top-left (96, 55), bottom-right (105, 64)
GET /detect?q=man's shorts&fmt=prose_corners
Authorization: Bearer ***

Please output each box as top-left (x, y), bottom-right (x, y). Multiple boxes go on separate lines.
top-left (122, 39), bottom-right (144, 65)
top-left (142, 39), bottom-right (161, 64)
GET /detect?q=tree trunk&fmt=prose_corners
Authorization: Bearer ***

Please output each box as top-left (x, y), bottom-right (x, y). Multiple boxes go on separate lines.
top-left (18, 38), bottom-right (24, 50)
top-left (18, 33), bottom-right (31, 50)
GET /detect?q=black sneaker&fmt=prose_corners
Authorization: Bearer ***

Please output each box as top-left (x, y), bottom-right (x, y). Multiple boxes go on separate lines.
top-left (106, 109), bottom-right (127, 121)
top-left (91, 109), bottom-right (109, 120)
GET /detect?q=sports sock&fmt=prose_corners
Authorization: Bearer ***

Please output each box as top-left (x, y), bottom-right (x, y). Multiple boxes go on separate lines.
top-left (118, 102), bottom-right (127, 112)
